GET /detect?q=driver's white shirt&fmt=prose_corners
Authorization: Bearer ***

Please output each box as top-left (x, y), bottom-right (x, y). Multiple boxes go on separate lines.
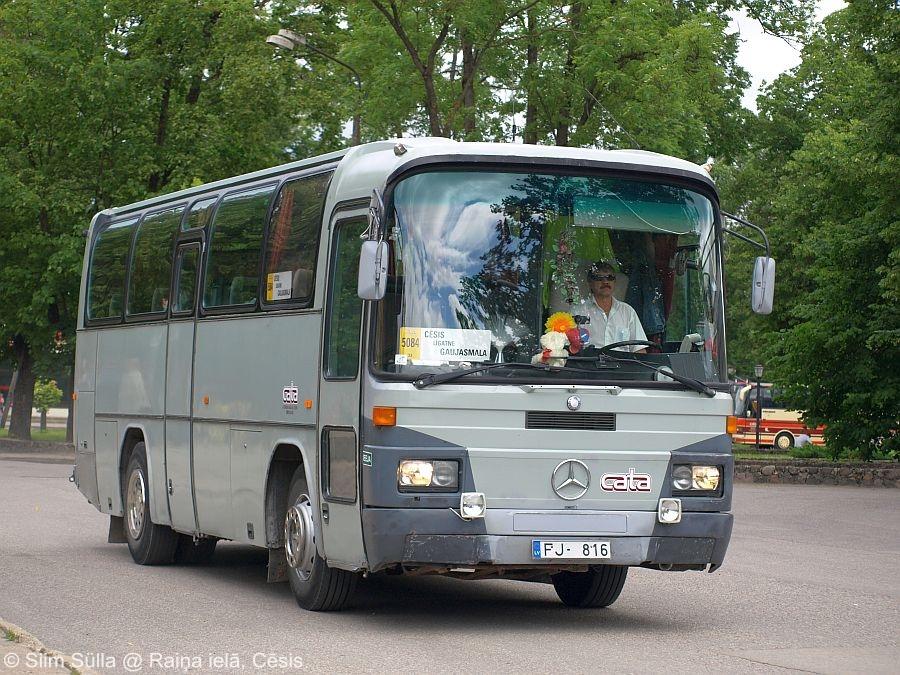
top-left (572, 296), bottom-right (647, 352)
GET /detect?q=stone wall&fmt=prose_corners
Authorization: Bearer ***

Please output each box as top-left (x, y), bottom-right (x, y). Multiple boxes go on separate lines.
top-left (735, 459), bottom-right (899, 488)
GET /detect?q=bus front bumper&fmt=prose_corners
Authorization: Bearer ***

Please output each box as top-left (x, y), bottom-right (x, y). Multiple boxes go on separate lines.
top-left (362, 508), bottom-right (733, 573)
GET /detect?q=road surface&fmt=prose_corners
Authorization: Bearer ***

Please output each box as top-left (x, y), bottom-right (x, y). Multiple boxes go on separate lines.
top-left (0, 459), bottom-right (897, 674)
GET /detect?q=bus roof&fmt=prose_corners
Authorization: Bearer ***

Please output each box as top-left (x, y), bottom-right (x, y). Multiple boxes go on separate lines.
top-left (100, 138), bottom-right (716, 220)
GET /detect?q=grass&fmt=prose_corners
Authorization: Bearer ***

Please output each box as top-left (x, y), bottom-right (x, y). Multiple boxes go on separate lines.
top-left (0, 428), bottom-right (68, 442)
top-left (3, 627), bottom-right (20, 642)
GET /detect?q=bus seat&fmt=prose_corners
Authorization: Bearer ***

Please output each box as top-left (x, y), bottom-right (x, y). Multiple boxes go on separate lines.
top-left (151, 288), bottom-right (167, 311)
top-left (108, 292), bottom-right (122, 316)
top-left (292, 268), bottom-right (313, 299)
top-left (229, 276), bottom-right (257, 305)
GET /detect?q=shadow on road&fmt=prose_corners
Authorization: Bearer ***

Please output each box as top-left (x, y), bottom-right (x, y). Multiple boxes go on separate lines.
top-left (118, 542), bottom-right (684, 633)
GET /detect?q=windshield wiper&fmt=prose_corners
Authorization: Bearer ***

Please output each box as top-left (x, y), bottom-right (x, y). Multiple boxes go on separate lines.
top-left (599, 354), bottom-right (717, 397)
top-left (413, 362), bottom-right (580, 389)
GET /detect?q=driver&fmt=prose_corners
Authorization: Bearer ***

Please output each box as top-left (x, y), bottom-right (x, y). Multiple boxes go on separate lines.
top-left (574, 261), bottom-right (648, 353)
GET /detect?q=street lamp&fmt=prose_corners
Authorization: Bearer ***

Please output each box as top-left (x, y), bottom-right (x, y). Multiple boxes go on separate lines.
top-left (754, 363), bottom-right (764, 452)
top-left (266, 29), bottom-right (362, 146)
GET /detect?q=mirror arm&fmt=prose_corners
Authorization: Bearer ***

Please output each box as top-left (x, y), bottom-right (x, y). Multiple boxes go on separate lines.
top-left (722, 211), bottom-right (770, 258)
top-left (362, 187), bottom-right (386, 241)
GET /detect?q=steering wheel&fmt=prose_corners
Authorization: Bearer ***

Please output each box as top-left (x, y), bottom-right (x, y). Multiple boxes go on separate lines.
top-left (598, 340), bottom-right (658, 356)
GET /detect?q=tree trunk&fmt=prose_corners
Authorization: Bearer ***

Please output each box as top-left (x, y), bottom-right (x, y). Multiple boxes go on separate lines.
top-left (524, 9), bottom-right (538, 145)
top-left (8, 338), bottom-right (35, 441)
top-left (65, 365), bottom-right (74, 443)
top-left (555, 1), bottom-right (583, 147)
top-left (461, 35), bottom-right (476, 137)
top-left (40, 410), bottom-right (47, 432)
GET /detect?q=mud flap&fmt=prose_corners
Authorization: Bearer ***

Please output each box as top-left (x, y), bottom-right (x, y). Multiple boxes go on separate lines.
top-left (267, 547), bottom-right (288, 582)
top-left (107, 515), bottom-right (127, 543)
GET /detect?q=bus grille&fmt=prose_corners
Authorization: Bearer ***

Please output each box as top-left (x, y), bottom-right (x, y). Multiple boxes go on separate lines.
top-left (525, 411), bottom-right (616, 431)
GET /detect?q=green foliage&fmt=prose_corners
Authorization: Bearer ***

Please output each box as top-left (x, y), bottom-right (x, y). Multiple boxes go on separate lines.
top-left (32, 379), bottom-right (63, 413)
top-left (722, 1), bottom-right (899, 459)
top-left (0, 0), bottom-right (304, 436)
top-left (789, 444), bottom-right (828, 460)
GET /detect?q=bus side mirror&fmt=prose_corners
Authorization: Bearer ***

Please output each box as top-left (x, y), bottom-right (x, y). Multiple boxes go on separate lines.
top-left (358, 240), bottom-right (388, 300)
top-left (751, 256), bottom-right (775, 314)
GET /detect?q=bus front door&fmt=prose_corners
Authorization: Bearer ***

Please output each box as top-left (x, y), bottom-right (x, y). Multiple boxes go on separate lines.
top-left (165, 242), bottom-right (202, 533)
top-left (316, 215), bottom-right (367, 569)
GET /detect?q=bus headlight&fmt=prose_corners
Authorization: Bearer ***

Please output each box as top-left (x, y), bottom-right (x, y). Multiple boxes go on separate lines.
top-left (672, 465), bottom-right (693, 490)
top-left (398, 460), bottom-right (459, 491)
top-left (692, 465), bottom-right (720, 491)
top-left (672, 464), bottom-right (721, 492)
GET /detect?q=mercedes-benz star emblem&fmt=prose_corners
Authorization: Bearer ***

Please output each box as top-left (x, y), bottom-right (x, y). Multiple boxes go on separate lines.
top-left (551, 459), bottom-right (591, 500)
top-left (566, 395), bottom-right (581, 411)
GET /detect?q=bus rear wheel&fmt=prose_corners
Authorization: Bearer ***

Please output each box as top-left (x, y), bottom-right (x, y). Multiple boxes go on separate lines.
top-left (551, 565), bottom-right (628, 608)
top-left (774, 431), bottom-right (795, 450)
top-left (284, 467), bottom-right (357, 611)
top-left (123, 443), bottom-right (179, 565)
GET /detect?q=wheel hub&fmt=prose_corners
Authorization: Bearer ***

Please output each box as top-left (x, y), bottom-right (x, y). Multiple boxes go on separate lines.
top-left (125, 469), bottom-right (146, 540)
top-left (284, 495), bottom-right (315, 580)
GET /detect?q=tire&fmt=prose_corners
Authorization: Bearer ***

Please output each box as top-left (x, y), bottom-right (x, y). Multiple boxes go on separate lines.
top-left (774, 431), bottom-right (795, 450)
top-left (284, 466), bottom-right (357, 611)
top-left (123, 443), bottom-right (179, 565)
top-left (175, 535), bottom-right (218, 565)
top-left (551, 565), bottom-right (628, 608)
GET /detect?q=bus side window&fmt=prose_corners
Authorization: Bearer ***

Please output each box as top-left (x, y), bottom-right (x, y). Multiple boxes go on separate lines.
top-left (183, 196), bottom-right (217, 231)
top-left (262, 172), bottom-right (332, 305)
top-left (87, 216), bottom-right (139, 321)
top-left (324, 220), bottom-right (365, 379)
top-left (127, 206), bottom-right (183, 316)
top-left (172, 245), bottom-right (200, 314)
top-left (202, 183), bottom-right (276, 309)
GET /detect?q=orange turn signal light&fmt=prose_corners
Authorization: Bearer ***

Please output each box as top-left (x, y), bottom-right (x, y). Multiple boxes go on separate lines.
top-left (372, 406), bottom-right (396, 427)
top-left (726, 415), bottom-right (738, 435)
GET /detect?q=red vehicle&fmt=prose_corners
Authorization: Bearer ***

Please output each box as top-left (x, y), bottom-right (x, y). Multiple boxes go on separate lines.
top-left (732, 383), bottom-right (825, 450)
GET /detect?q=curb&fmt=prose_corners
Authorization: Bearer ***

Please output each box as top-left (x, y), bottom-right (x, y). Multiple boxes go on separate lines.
top-left (0, 618), bottom-right (100, 675)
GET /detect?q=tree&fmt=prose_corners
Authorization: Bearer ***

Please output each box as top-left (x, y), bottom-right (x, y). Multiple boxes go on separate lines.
top-left (719, 1), bottom-right (899, 458)
top-left (33, 379), bottom-right (63, 432)
top-left (0, 0), bottom-right (303, 439)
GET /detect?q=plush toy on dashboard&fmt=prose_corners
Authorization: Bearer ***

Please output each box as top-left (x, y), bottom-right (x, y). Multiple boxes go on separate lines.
top-left (533, 312), bottom-right (582, 366)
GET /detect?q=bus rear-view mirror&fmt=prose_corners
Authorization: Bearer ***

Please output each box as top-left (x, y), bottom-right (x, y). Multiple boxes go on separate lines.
top-left (358, 240), bottom-right (388, 300)
top-left (752, 256), bottom-right (775, 314)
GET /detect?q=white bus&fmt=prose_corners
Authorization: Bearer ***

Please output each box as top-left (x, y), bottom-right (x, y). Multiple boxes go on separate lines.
top-left (73, 138), bottom-right (774, 610)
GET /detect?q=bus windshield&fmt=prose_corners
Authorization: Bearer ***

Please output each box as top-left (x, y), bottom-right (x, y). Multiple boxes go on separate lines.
top-left (373, 170), bottom-right (724, 385)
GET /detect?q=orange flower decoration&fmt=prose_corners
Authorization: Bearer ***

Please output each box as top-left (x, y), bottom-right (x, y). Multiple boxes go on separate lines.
top-left (545, 311), bottom-right (576, 333)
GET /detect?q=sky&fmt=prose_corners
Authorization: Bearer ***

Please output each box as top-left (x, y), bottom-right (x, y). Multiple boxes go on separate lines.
top-left (731, 0), bottom-right (846, 111)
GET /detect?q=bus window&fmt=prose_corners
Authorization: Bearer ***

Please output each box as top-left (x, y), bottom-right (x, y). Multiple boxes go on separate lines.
top-left (127, 206), bottom-right (183, 316)
top-left (324, 220), bottom-right (365, 379)
top-left (87, 216), bottom-right (139, 321)
top-left (183, 197), bottom-right (217, 231)
top-left (172, 245), bottom-right (200, 314)
top-left (202, 184), bottom-right (276, 309)
top-left (263, 172), bottom-right (331, 305)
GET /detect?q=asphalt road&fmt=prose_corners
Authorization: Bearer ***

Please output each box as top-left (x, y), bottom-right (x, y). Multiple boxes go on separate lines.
top-left (1, 459), bottom-right (897, 674)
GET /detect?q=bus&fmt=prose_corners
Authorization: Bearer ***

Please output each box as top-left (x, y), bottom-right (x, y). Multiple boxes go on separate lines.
top-left (73, 138), bottom-right (774, 611)
top-left (733, 383), bottom-right (825, 449)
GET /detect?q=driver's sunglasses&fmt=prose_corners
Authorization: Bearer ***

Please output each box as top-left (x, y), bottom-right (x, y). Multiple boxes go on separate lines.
top-left (591, 274), bottom-right (616, 282)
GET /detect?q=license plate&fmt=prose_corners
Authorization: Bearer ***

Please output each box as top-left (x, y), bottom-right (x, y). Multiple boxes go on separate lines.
top-left (532, 540), bottom-right (611, 560)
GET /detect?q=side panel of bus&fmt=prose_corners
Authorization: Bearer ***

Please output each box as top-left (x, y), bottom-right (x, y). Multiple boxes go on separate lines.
top-left (191, 313), bottom-right (321, 543)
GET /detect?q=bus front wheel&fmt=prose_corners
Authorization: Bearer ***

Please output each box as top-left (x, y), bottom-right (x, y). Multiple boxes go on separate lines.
top-left (284, 467), bottom-right (357, 611)
top-left (551, 565), bottom-right (628, 608)
top-left (123, 442), bottom-right (179, 565)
